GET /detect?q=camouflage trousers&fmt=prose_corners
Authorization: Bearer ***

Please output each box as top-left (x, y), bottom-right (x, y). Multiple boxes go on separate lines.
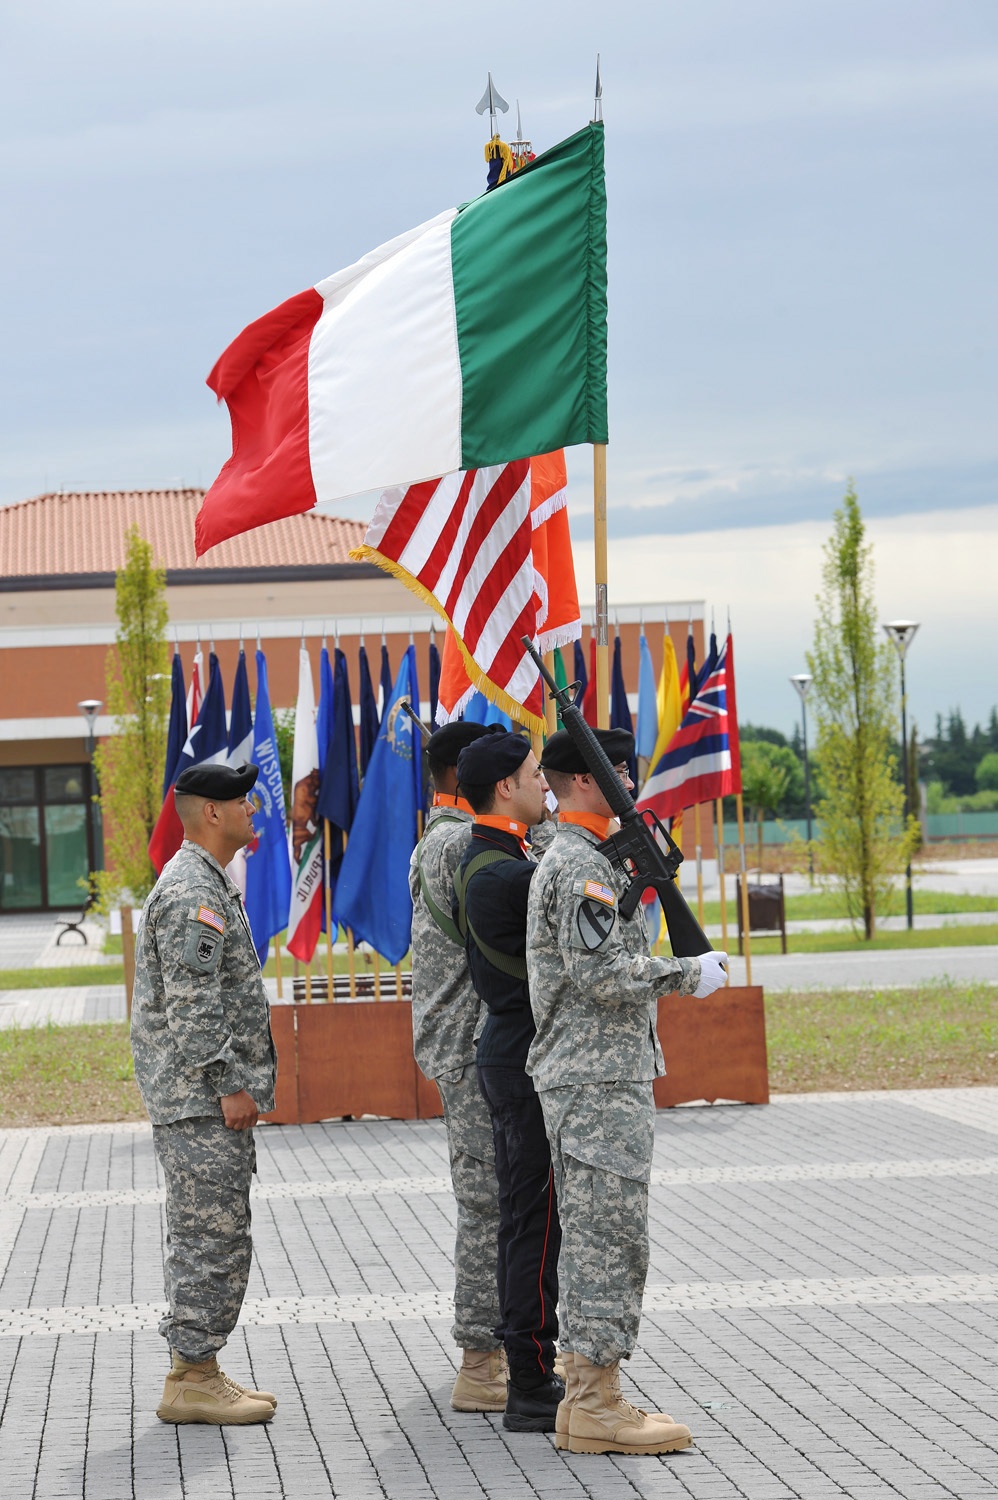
top-left (538, 1081), bottom-right (655, 1366)
top-left (153, 1117), bottom-right (256, 1363)
top-left (436, 1063), bottom-right (502, 1350)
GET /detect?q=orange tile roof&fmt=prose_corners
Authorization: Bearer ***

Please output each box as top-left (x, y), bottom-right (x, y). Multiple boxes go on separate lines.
top-left (0, 490), bottom-right (368, 579)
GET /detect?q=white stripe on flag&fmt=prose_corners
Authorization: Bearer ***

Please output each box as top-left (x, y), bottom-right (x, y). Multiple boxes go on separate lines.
top-left (308, 209), bottom-right (462, 501)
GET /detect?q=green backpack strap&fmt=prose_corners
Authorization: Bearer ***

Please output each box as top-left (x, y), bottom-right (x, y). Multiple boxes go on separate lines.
top-left (416, 816), bottom-right (466, 946)
top-left (454, 849), bottom-right (528, 981)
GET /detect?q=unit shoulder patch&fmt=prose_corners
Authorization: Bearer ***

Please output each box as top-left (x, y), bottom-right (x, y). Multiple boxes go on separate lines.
top-left (572, 895), bottom-right (618, 952)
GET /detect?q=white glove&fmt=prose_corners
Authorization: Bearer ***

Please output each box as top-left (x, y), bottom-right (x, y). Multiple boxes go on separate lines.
top-left (693, 951), bottom-right (728, 998)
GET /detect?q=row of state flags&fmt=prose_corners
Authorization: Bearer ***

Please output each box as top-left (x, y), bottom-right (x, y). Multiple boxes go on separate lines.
top-left (149, 640), bottom-right (421, 966)
top-left (146, 617), bottom-right (743, 973)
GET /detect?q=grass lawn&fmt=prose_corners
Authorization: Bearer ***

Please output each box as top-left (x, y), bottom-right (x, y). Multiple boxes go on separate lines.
top-left (2, 982), bottom-right (997, 1126)
top-left (719, 924), bottom-right (998, 956)
top-left (0, 1022), bottom-right (144, 1128)
top-left (766, 982), bottom-right (998, 1093)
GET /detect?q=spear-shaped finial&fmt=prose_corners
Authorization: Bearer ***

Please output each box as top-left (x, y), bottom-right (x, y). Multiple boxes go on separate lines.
top-left (475, 71), bottom-right (509, 138)
top-left (593, 54), bottom-right (603, 122)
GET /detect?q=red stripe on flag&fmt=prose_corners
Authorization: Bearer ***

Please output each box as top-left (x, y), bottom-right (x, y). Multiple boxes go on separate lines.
top-left (443, 463), bottom-right (530, 626)
top-left (195, 288), bottom-right (323, 556)
top-left (408, 471), bottom-right (478, 594)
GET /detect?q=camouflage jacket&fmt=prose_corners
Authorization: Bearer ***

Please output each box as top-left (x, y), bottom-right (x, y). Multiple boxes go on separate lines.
top-left (131, 840), bottom-right (277, 1124)
top-left (525, 823), bottom-right (701, 1090)
top-left (407, 805), bottom-right (483, 1079)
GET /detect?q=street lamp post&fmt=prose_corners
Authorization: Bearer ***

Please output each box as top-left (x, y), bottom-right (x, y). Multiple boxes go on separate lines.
top-left (789, 673), bottom-right (814, 878)
top-left (882, 621), bottom-right (920, 930)
top-left (78, 699), bottom-right (103, 873)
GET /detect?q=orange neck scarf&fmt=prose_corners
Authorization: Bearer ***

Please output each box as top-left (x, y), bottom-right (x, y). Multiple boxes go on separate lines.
top-left (474, 813), bottom-right (530, 852)
top-left (558, 810), bottom-right (616, 841)
top-left (433, 793), bottom-right (473, 815)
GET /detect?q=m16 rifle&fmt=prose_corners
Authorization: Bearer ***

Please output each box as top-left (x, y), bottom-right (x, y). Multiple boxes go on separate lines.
top-left (520, 637), bottom-right (712, 958)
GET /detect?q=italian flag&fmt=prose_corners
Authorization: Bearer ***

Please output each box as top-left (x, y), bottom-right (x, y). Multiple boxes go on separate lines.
top-left (195, 124), bottom-right (607, 555)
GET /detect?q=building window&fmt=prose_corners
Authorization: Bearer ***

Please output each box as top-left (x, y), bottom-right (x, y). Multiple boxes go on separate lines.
top-left (0, 765), bottom-right (98, 912)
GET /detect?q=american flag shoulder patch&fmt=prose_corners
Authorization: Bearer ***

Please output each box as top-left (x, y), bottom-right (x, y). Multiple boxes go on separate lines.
top-left (583, 880), bottom-right (615, 906)
top-left (196, 905), bottom-right (226, 934)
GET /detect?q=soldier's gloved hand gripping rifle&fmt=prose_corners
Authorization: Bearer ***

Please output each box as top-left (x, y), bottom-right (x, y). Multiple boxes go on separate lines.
top-left (520, 638), bottom-right (713, 959)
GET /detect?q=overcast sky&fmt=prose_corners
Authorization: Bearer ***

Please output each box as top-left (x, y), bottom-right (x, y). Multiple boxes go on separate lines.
top-left (2, 1), bottom-right (994, 737)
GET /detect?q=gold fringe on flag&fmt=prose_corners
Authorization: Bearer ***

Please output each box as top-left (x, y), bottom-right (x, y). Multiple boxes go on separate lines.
top-left (349, 543), bottom-right (545, 735)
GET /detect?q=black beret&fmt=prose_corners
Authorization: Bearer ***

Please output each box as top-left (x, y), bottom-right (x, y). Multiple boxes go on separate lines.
top-left (425, 721), bottom-right (491, 766)
top-left (174, 762), bottom-right (259, 800)
top-left (456, 725), bottom-right (532, 786)
top-left (540, 728), bottom-right (635, 775)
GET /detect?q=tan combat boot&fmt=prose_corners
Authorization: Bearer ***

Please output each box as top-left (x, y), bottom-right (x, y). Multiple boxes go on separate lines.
top-left (567, 1355), bottom-right (692, 1455)
top-left (553, 1350), bottom-right (577, 1450)
top-left (157, 1355), bottom-right (275, 1425)
top-left (450, 1348), bottom-right (508, 1412)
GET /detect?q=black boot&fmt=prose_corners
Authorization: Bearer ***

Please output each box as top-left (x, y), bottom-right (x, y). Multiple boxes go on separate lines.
top-left (502, 1373), bottom-right (566, 1433)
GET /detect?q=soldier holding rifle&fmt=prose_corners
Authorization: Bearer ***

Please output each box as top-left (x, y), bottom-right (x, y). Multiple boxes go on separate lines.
top-left (523, 643), bottom-right (728, 1457)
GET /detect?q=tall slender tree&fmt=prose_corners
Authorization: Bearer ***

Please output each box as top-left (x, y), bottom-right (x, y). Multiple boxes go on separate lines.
top-left (807, 486), bottom-right (918, 938)
top-left (92, 526), bottom-right (171, 906)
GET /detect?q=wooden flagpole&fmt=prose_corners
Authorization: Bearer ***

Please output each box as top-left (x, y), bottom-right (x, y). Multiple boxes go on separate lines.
top-left (323, 819), bottom-right (333, 1000)
top-left (593, 444), bottom-right (610, 729)
top-left (543, 652), bottom-right (558, 738)
top-left (715, 798), bottom-right (730, 979)
top-left (372, 950), bottom-right (382, 1001)
top-left (736, 791), bottom-right (753, 986)
top-left (346, 928), bottom-right (357, 998)
top-left (696, 804), bottom-right (705, 930)
top-left (274, 933), bottom-right (284, 1000)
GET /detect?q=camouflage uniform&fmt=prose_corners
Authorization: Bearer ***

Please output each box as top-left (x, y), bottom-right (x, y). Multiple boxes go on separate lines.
top-left (525, 823), bottom-right (701, 1367)
top-left (131, 839), bottom-right (276, 1362)
top-left (408, 805), bottom-right (501, 1350)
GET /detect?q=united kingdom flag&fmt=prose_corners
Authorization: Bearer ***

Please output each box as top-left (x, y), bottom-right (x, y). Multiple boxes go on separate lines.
top-left (636, 635), bottom-right (736, 821)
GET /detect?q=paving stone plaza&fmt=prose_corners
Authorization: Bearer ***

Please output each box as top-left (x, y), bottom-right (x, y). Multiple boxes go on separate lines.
top-left (3, 1085), bottom-right (998, 1499)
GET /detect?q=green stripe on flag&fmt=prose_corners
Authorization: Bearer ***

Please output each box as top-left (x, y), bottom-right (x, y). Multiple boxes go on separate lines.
top-left (451, 123), bottom-right (608, 467)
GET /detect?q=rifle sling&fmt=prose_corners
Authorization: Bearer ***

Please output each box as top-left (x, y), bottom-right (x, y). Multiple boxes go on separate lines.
top-left (454, 849), bottom-right (528, 981)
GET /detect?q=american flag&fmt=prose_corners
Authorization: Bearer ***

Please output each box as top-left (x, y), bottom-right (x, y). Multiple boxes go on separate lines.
top-left (355, 460), bottom-right (544, 729)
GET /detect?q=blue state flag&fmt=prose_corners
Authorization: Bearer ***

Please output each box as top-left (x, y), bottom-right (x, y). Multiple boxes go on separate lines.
top-left (245, 649), bottom-right (292, 965)
top-left (635, 631), bottom-right (658, 761)
top-left (333, 646), bottom-right (420, 964)
top-left (464, 692), bottom-right (512, 729)
top-left (162, 649), bottom-right (187, 799)
top-left (228, 649), bottom-right (254, 765)
top-left (610, 635), bottom-right (637, 785)
top-left (379, 643), bottom-right (393, 723)
top-left (316, 644), bottom-right (335, 773)
top-left (357, 644), bottom-right (380, 776)
top-left (428, 636), bottom-right (441, 728)
top-left (316, 647), bottom-right (360, 899)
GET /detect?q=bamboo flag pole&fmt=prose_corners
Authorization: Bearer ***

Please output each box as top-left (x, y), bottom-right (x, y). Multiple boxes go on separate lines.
top-left (274, 933), bottom-right (284, 1001)
top-left (323, 819), bottom-right (333, 999)
top-left (715, 798), bottom-right (730, 979)
top-left (593, 444), bottom-right (610, 730)
top-left (373, 950), bottom-right (382, 1001)
top-left (543, 652), bottom-right (558, 738)
top-left (736, 791), bottom-right (753, 986)
top-left (694, 801), bottom-right (705, 930)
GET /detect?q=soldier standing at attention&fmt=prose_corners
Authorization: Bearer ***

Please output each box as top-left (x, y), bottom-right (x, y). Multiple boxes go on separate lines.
top-left (131, 762), bottom-right (278, 1426)
top-left (407, 720), bottom-right (507, 1412)
top-left (453, 727), bottom-right (564, 1434)
top-left (527, 729), bottom-right (729, 1456)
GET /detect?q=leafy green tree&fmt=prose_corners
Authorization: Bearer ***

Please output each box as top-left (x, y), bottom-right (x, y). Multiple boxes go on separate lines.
top-left (807, 486), bottom-right (918, 938)
top-left (92, 526), bottom-right (171, 908)
top-left (976, 752), bottom-right (998, 793)
top-left (741, 743), bottom-right (791, 868)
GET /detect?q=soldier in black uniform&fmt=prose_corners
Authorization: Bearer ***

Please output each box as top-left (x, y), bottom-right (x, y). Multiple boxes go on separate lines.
top-left (453, 727), bottom-right (563, 1433)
